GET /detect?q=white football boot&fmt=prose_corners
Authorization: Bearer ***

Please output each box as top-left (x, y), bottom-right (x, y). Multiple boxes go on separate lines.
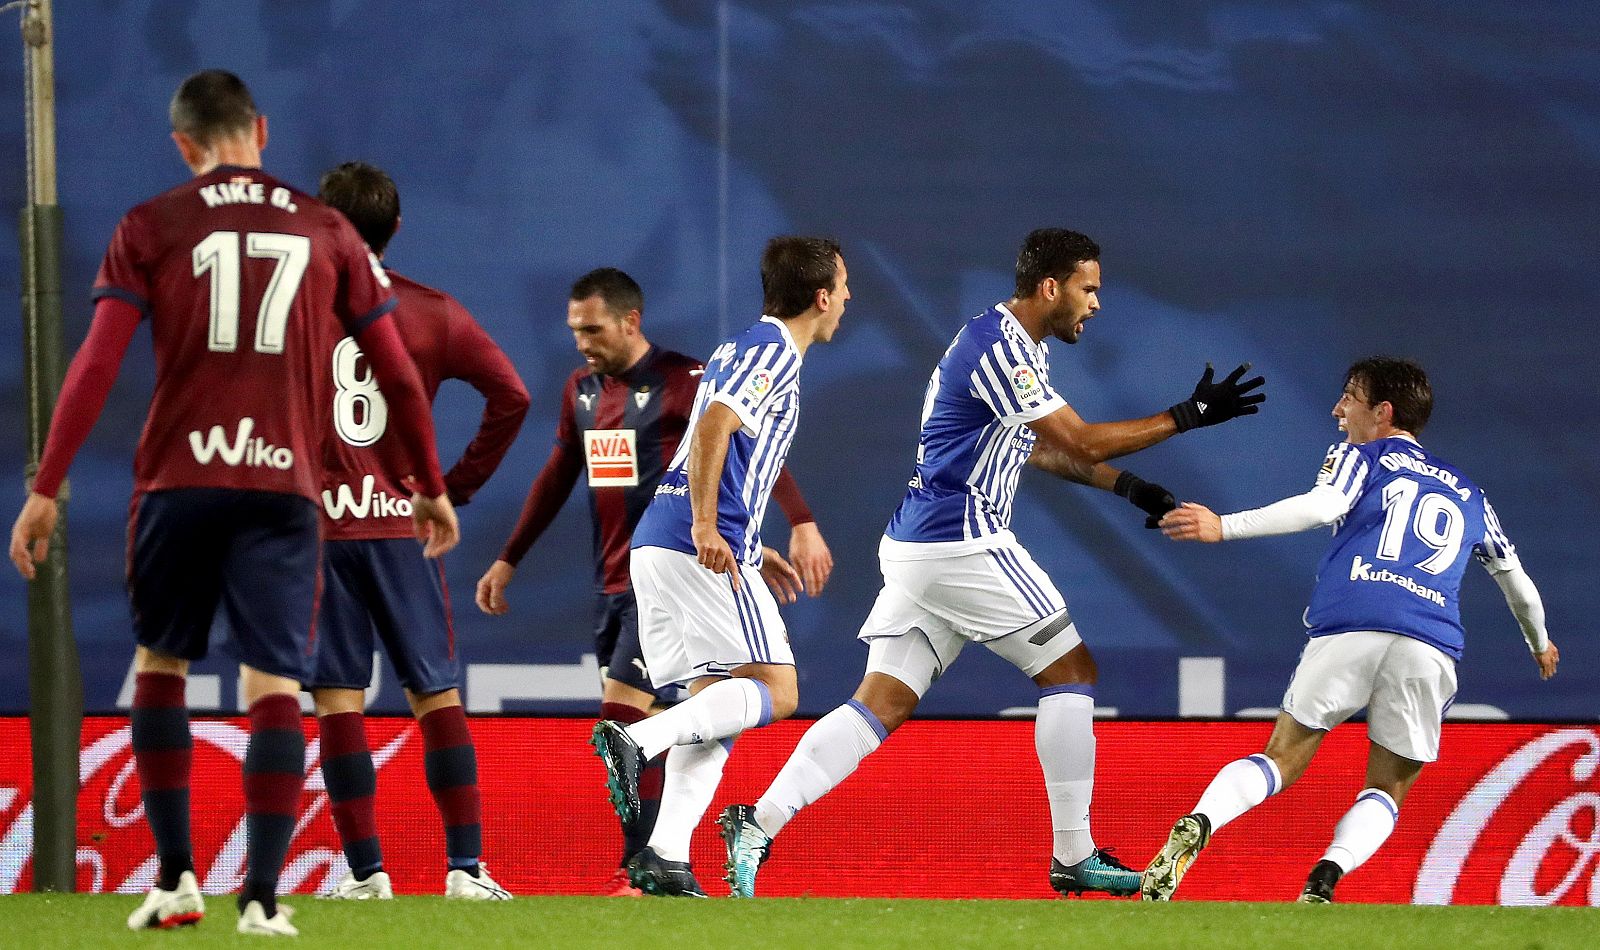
top-left (445, 865), bottom-right (512, 900)
top-left (321, 869), bottom-right (394, 900)
top-left (126, 869), bottom-right (205, 930)
top-left (236, 900), bottom-right (298, 936)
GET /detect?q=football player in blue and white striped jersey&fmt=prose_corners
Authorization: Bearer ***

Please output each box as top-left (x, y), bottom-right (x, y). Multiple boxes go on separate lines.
top-left (717, 228), bottom-right (1266, 899)
top-left (594, 237), bottom-right (849, 896)
top-left (1143, 357), bottom-right (1557, 904)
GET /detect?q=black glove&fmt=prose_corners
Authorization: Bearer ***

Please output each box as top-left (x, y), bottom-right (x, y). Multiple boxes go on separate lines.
top-left (1115, 471), bottom-right (1176, 529)
top-left (1170, 362), bottom-right (1266, 432)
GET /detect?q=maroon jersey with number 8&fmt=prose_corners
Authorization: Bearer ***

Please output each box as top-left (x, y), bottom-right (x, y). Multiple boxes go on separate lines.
top-left (91, 164), bottom-right (396, 503)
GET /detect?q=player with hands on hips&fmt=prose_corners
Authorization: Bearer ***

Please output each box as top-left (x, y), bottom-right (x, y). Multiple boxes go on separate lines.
top-left (1142, 357), bottom-right (1556, 905)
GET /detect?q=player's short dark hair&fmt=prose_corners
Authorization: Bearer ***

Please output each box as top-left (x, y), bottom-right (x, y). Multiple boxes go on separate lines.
top-left (1346, 356), bottom-right (1433, 434)
top-left (169, 70), bottom-right (258, 146)
top-left (569, 267), bottom-right (644, 318)
top-left (1014, 228), bottom-right (1100, 298)
top-left (761, 237), bottom-right (843, 318)
top-left (318, 162), bottom-right (401, 255)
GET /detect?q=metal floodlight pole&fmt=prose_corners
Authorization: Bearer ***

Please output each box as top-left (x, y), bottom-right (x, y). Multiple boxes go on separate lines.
top-left (15, 0), bottom-right (81, 894)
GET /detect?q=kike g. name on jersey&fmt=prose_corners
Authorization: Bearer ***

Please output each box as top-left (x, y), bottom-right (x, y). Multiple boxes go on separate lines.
top-left (885, 303), bottom-right (1066, 553)
top-left (631, 316), bottom-right (802, 567)
top-left (1306, 436), bottom-right (1518, 660)
top-left (93, 165), bottom-right (394, 503)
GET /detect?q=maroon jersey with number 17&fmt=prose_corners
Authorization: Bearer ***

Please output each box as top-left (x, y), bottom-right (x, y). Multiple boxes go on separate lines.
top-left (321, 270), bottom-right (530, 541)
top-left (89, 164), bottom-right (396, 503)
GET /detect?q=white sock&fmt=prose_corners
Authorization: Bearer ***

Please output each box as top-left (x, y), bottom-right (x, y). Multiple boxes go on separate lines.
top-left (1321, 788), bottom-right (1398, 873)
top-left (625, 678), bottom-right (771, 760)
top-left (753, 700), bottom-right (885, 837)
top-left (1037, 688), bottom-right (1097, 865)
top-left (647, 737), bottom-right (733, 863)
top-left (1194, 753), bottom-right (1282, 832)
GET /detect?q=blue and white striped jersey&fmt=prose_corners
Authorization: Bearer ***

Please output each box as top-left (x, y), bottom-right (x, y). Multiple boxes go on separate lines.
top-left (884, 304), bottom-right (1067, 555)
top-left (631, 316), bottom-right (802, 567)
top-left (1305, 436), bottom-right (1518, 661)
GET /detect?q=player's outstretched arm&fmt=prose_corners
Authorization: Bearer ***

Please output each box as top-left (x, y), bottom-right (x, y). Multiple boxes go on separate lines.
top-left (1165, 485), bottom-right (1352, 542)
top-left (1027, 448), bottom-right (1175, 527)
top-left (687, 401), bottom-right (744, 587)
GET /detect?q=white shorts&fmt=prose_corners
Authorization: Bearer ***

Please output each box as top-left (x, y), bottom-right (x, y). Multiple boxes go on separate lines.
top-left (1281, 630), bottom-right (1458, 763)
top-left (630, 546), bottom-right (794, 688)
top-left (856, 542), bottom-right (1082, 696)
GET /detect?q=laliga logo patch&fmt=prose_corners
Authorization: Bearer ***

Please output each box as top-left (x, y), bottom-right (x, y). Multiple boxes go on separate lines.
top-left (1010, 366), bottom-right (1040, 400)
top-left (744, 370), bottom-right (773, 400)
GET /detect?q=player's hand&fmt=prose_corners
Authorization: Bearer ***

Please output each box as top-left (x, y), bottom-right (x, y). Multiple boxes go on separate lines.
top-left (9, 493), bottom-right (58, 581)
top-left (1170, 362), bottom-right (1266, 431)
top-left (760, 546), bottom-right (804, 605)
top-left (476, 559), bottom-right (515, 616)
top-left (1534, 639), bottom-right (1559, 680)
top-left (410, 493), bottom-right (460, 558)
top-left (1160, 502), bottom-right (1224, 543)
top-left (787, 521), bottom-right (833, 596)
top-left (1113, 472), bottom-right (1177, 529)
top-left (692, 521), bottom-right (740, 590)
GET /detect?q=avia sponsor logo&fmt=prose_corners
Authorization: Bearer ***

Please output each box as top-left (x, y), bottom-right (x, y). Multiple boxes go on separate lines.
top-left (321, 474), bottom-right (414, 520)
top-left (584, 429), bottom-right (639, 487)
top-left (1379, 452), bottom-right (1472, 501)
top-left (1348, 555), bottom-right (1446, 606)
top-left (0, 721), bottom-right (409, 896)
top-left (188, 417), bottom-right (294, 470)
top-left (1416, 729), bottom-right (1600, 906)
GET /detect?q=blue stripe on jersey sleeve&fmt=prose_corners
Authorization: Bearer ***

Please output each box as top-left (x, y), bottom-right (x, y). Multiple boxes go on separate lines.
top-left (90, 285), bottom-right (151, 317)
top-left (348, 296), bottom-right (399, 337)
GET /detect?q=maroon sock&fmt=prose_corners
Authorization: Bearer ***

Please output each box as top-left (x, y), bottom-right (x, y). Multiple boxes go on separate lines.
top-left (132, 672), bottom-right (192, 890)
top-left (419, 706), bottom-right (482, 871)
top-left (240, 693), bottom-right (305, 916)
top-left (317, 711), bottom-right (382, 877)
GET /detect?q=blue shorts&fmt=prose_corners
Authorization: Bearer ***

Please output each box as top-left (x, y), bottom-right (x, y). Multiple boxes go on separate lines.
top-left (308, 538), bottom-right (460, 695)
top-left (128, 488), bottom-right (321, 682)
top-left (594, 590), bottom-right (658, 696)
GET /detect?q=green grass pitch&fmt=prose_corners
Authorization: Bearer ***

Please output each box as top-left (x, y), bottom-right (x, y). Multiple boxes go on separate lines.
top-left (2, 895), bottom-right (1594, 949)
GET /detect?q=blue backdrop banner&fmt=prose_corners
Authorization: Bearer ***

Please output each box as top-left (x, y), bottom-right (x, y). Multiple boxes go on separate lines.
top-left (1, 2), bottom-right (1593, 720)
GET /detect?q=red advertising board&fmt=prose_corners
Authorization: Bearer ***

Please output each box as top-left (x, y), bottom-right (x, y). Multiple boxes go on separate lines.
top-left (1, 717), bottom-right (1595, 904)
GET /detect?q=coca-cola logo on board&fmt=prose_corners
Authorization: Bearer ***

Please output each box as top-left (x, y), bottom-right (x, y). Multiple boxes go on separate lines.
top-left (0, 722), bottom-right (410, 895)
top-left (1416, 729), bottom-right (1600, 906)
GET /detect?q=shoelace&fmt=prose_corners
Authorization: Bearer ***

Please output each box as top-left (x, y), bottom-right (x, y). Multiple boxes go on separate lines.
top-left (1092, 848), bottom-right (1136, 873)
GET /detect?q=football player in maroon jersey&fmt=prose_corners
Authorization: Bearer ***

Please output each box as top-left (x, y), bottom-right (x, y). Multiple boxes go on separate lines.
top-left (309, 162), bottom-right (529, 902)
top-left (474, 268), bottom-right (832, 894)
top-left (9, 71), bottom-right (455, 936)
